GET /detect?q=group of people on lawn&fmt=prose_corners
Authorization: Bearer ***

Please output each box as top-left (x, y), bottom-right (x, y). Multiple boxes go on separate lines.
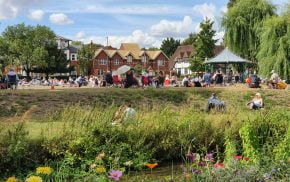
top-left (112, 92), bottom-right (264, 125)
top-left (1, 67), bottom-right (288, 90)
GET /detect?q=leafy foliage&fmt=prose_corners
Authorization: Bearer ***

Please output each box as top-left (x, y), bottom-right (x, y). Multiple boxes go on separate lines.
top-left (0, 24), bottom-right (68, 77)
top-left (181, 33), bottom-right (198, 46)
top-left (189, 19), bottom-right (217, 72)
top-left (78, 43), bottom-right (103, 75)
top-left (160, 37), bottom-right (180, 58)
top-left (257, 13), bottom-right (290, 80)
top-left (222, 0), bottom-right (276, 61)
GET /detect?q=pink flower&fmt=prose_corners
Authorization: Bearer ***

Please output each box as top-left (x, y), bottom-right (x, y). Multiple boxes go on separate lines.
top-left (108, 170), bottom-right (123, 181)
top-left (205, 153), bottom-right (214, 161)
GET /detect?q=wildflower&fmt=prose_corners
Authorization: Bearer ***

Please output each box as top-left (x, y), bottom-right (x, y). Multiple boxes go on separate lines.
top-left (191, 169), bottom-right (202, 175)
top-left (108, 170), bottom-right (123, 181)
top-left (26, 176), bottom-right (42, 182)
top-left (96, 166), bottom-right (106, 174)
top-left (186, 153), bottom-right (196, 162)
top-left (145, 163), bottom-right (158, 169)
top-left (234, 155), bottom-right (243, 160)
top-left (6, 177), bottom-right (17, 182)
top-left (90, 163), bottom-right (97, 169)
top-left (36, 167), bottom-right (53, 175)
top-left (124, 161), bottom-right (133, 167)
top-left (205, 153), bottom-right (214, 161)
top-left (198, 161), bottom-right (206, 167)
top-left (96, 152), bottom-right (105, 161)
top-left (213, 163), bottom-right (225, 168)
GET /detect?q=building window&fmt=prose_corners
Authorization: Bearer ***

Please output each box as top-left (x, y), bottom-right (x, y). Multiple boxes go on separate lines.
top-left (98, 69), bottom-right (104, 76)
top-left (158, 60), bottom-right (165, 66)
top-left (99, 59), bottom-right (107, 65)
top-left (71, 54), bottom-right (76, 61)
top-left (114, 59), bottom-right (120, 65)
top-left (127, 55), bottom-right (132, 63)
top-left (142, 56), bottom-right (147, 63)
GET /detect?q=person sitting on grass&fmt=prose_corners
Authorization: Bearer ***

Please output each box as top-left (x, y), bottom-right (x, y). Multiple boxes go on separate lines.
top-left (247, 93), bottom-right (263, 110)
top-left (207, 93), bottom-right (226, 112)
top-left (124, 104), bottom-right (136, 121)
top-left (112, 104), bottom-right (136, 125)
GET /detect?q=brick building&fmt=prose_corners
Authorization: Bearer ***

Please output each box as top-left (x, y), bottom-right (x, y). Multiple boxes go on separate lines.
top-left (92, 43), bottom-right (170, 76)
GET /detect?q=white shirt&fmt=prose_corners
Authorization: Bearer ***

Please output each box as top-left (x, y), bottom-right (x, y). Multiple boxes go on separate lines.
top-left (124, 108), bottom-right (136, 120)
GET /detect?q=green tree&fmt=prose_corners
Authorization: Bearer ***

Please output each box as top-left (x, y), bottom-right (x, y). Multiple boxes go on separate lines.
top-left (0, 24), bottom-right (68, 78)
top-left (189, 19), bottom-right (217, 72)
top-left (160, 37), bottom-right (180, 58)
top-left (227, 0), bottom-right (239, 8)
top-left (78, 43), bottom-right (103, 75)
top-left (257, 10), bottom-right (290, 80)
top-left (222, 0), bottom-right (276, 61)
top-left (181, 33), bottom-right (197, 46)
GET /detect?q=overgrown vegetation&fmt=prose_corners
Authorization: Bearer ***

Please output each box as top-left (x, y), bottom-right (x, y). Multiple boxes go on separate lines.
top-left (0, 88), bottom-right (289, 181)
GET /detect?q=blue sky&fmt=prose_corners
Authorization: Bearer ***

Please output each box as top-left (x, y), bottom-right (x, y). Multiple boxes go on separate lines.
top-left (0, 0), bottom-right (288, 48)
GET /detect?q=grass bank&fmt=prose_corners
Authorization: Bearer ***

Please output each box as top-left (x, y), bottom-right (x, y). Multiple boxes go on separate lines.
top-left (0, 87), bottom-right (289, 181)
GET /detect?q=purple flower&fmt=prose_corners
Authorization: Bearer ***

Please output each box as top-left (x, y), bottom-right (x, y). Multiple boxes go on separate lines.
top-left (108, 170), bottom-right (123, 181)
top-left (191, 169), bottom-right (202, 175)
top-left (186, 153), bottom-right (196, 162)
top-left (205, 153), bottom-right (214, 161)
top-left (198, 161), bottom-right (206, 167)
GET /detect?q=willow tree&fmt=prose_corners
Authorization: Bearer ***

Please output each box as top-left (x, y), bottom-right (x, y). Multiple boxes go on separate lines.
top-left (257, 10), bottom-right (290, 80)
top-left (222, 0), bottom-right (276, 61)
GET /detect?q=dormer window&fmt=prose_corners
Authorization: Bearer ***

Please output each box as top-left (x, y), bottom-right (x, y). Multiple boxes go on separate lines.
top-left (114, 59), bottom-right (120, 65)
top-left (142, 55), bottom-right (147, 63)
top-left (127, 55), bottom-right (132, 63)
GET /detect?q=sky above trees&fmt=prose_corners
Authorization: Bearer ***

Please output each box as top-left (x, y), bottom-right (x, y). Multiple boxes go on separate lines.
top-left (0, 0), bottom-right (288, 48)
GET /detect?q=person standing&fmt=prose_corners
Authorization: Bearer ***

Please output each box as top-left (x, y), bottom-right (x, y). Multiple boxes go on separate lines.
top-left (5, 68), bottom-right (19, 90)
top-left (203, 71), bottom-right (211, 87)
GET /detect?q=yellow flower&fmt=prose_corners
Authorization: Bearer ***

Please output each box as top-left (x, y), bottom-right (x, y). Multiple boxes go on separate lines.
top-left (26, 176), bottom-right (42, 182)
top-left (6, 177), bottom-right (17, 182)
top-left (96, 166), bottom-right (106, 174)
top-left (36, 167), bottom-right (53, 175)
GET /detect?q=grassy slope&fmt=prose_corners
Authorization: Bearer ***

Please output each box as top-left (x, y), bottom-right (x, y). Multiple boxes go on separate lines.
top-left (0, 86), bottom-right (289, 139)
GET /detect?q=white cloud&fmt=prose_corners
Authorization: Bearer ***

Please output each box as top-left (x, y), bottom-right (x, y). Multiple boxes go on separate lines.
top-left (76, 31), bottom-right (86, 39)
top-left (0, 0), bottom-right (40, 19)
top-left (49, 13), bottom-right (74, 25)
top-left (150, 16), bottom-right (198, 37)
top-left (80, 30), bottom-right (161, 48)
top-left (28, 9), bottom-right (44, 21)
top-left (214, 31), bottom-right (225, 45)
top-left (85, 4), bottom-right (172, 15)
top-left (193, 3), bottom-right (216, 21)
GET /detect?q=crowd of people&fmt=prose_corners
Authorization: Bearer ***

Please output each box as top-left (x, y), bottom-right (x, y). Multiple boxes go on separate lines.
top-left (0, 68), bottom-right (288, 90)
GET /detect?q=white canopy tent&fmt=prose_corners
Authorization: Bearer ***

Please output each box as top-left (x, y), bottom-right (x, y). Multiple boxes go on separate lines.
top-left (205, 48), bottom-right (252, 64)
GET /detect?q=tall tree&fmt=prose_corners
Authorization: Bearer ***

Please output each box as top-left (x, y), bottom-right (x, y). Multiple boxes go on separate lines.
top-left (257, 9), bottom-right (290, 80)
top-left (0, 24), bottom-right (68, 78)
top-left (78, 43), bottom-right (103, 75)
top-left (227, 0), bottom-right (239, 8)
top-left (181, 33), bottom-right (197, 46)
top-left (222, 0), bottom-right (276, 61)
top-left (189, 19), bottom-right (217, 72)
top-left (160, 37), bottom-right (180, 58)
